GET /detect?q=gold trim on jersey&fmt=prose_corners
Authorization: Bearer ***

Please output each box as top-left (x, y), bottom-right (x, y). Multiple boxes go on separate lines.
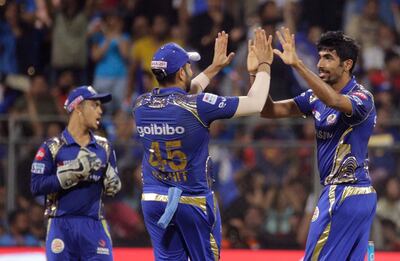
top-left (340, 186), bottom-right (376, 204)
top-left (141, 193), bottom-right (207, 213)
top-left (210, 233), bottom-right (219, 261)
top-left (47, 137), bottom-right (65, 160)
top-left (312, 185), bottom-right (336, 260)
top-left (94, 135), bottom-right (111, 160)
top-left (101, 219), bottom-right (112, 241)
top-left (133, 93), bottom-right (208, 127)
top-left (46, 218), bottom-right (52, 239)
top-left (324, 128), bottom-right (357, 185)
top-left (312, 223), bottom-right (331, 261)
top-left (328, 185), bottom-right (336, 216)
top-left (171, 95), bottom-right (208, 128)
top-left (45, 193), bottom-right (59, 217)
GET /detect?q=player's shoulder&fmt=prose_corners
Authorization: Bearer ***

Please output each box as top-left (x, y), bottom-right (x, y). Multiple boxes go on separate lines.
top-left (93, 134), bottom-right (111, 146)
top-left (133, 92), bottom-right (152, 110)
top-left (298, 89), bottom-right (317, 104)
top-left (349, 84), bottom-right (374, 100)
top-left (93, 134), bottom-right (112, 156)
top-left (42, 135), bottom-right (66, 159)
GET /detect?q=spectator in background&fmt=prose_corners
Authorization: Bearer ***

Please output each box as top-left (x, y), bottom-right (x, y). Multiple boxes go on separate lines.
top-left (188, 0), bottom-right (236, 70)
top-left (345, 0), bottom-right (383, 49)
top-left (130, 15), bottom-right (150, 42)
top-left (91, 10), bottom-right (130, 114)
top-left (0, 209), bottom-right (40, 246)
top-left (376, 177), bottom-right (400, 232)
top-left (127, 15), bottom-right (179, 99)
top-left (29, 203), bottom-right (46, 245)
top-left (51, 0), bottom-right (89, 85)
top-left (10, 74), bottom-right (61, 138)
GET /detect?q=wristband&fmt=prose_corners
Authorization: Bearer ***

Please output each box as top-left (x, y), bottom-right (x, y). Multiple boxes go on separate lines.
top-left (191, 72), bottom-right (210, 91)
top-left (258, 61), bottom-right (271, 67)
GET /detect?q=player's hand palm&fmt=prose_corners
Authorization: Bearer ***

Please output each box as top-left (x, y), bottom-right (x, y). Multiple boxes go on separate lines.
top-left (212, 31), bottom-right (235, 68)
top-left (273, 27), bottom-right (300, 66)
top-left (251, 28), bottom-right (273, 66)
top-left (247, 40), bottom-right (258, 73)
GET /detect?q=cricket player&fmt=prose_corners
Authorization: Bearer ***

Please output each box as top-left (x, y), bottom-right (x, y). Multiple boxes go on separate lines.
top-left (30, 86), bottom-right (121, 261)
top-left (259, 27), bottom-right (377, 260)
top-left (133, 29), bottom-right (273, 260)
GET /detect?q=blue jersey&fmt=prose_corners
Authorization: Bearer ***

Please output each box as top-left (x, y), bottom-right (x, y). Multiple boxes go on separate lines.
top-left (294, 77), bottom-right (376, 186)
top-left (133, 87), bottom-right (239, 195)
top-left (30, 129), bottom-right (117, 220)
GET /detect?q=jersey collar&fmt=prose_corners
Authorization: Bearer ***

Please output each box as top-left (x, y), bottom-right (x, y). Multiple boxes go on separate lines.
top-left (62, 129), bottom-right (96, 146)
top-left (152, 87), bottom-right (187, 96)
top-left (339, 76), bottom-right (357, 95)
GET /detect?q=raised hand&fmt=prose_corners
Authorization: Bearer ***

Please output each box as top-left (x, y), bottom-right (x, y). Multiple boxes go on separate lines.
top-left (212, 31), bottom-right (235, 69)
top-left (251, 28), bottom-right (273, 68)
top-left (273, 27), bottom-right (300, 66)
top-left (247, 39), bottom-right (258, 74)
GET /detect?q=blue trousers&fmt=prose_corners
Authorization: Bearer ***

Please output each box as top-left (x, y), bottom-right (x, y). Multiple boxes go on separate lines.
top-left (46, 216), bottom-right (113, 261)
top-left (142, 191), bottom-right (221, 261)
top-left (304, 185), bottom-right (377, 261)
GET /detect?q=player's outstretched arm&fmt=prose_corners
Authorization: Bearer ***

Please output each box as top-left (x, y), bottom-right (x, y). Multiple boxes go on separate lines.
top-left (274, 27), bottom-right (352, 114)
top-left (233, 28), bottom-right (272, 117)
top-left (190, 31), bottom-right (235, 94)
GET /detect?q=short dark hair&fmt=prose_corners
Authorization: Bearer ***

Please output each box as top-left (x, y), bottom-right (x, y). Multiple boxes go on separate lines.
top-left (317, 31), bottom-right (360, 73)
top-left (151, 69), bottom-right (178, 86)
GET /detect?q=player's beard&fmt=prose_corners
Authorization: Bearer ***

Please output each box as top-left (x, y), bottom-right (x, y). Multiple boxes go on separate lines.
top-left (185, 79), bottom-right (191, 92)
top-left (183, 67), bottom-right (192, 92)
top-left (321, 65), bottom-right (345, 86)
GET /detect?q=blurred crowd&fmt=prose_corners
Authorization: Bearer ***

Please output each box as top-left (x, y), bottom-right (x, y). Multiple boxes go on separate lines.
top-left (1, 0), bottom-right (400, 250)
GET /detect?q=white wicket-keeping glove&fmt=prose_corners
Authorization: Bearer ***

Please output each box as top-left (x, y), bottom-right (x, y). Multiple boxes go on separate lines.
top-left (103, 163), bottom-right (121, 197)
top-left (57, 147), bottom-right (102, 189)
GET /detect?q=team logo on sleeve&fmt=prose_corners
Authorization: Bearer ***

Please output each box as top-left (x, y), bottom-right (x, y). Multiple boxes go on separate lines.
top-left (35, 148), bottom-right (46, 160)
top-left (311, 207), bottom-right (319, 222)
top-left (31, 163), bottom-right (45, 174)
top-left (51, 238), bottom-right (65, 253)
top-left (352, 91), bottom-right (367, 100)
top-left (326, 114), bottom-right (337, 125)
top-left (349, 95), bottom-right (363, 105)
top-left (202, 93), bottom-right (218, 105)
top-left (309, 93), bottom-right (318, 103)
top-left (312, 109), bottom-right (321, 121)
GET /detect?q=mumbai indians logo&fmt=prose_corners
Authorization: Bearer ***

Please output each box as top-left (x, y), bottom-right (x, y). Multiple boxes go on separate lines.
top-left (326, 114), bottom-right (337, 125)
top-left (312, 207), bottom-right (319, 222)
top-left (51, 238), bottom-right (65, 254)
top-left (137, 123), bottom-right (185, 137)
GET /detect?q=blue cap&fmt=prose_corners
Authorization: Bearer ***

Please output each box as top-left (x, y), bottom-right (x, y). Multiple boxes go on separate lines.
top-left (151, 43), bottom-right (201, 76)
top-left (64, 86), bottom-right (112, 113)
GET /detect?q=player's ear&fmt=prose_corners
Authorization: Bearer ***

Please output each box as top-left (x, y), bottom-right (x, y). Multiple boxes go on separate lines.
top-left (344, 59), bottom-right (353, 73)
top-left (178, 67), bottom-right (185, 81)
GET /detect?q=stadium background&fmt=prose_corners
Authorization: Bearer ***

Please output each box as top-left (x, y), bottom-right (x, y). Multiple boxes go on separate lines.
top-left (1, 0), bottom-right (400, 259)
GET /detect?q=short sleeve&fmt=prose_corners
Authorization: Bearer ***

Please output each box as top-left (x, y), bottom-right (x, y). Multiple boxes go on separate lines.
top-left (343, 89), bottom-right (374, 125)
top-left (293, 90), bottom-right (316, 116)
top-left (196, 93), bottom-right (239, 126)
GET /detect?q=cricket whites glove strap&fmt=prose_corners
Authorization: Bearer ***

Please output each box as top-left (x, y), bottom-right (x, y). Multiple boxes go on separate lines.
top-left (57, 147), bottom-right (102, 189)
top-left (103, 163), bottom-right (121, 197)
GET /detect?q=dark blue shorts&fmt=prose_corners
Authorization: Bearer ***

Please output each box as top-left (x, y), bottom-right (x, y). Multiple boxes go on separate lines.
top-left (304, 185), bottom-right (377, 261)
top-left (46, 216), bottom-right (113, 261)
top-left (142, 191), bottom-right (221, 261)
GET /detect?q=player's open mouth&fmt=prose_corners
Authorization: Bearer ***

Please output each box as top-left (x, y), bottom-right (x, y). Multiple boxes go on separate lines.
top-left (96, 118), bottom-right (101, 126)
top-left (318, 69), bottom-right (328, 78)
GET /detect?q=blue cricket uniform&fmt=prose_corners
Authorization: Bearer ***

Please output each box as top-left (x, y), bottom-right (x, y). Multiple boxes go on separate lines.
top-left (31, 129), bottom-right (117, 261)
top-left (294, 77), bottom-right (377, 260)
top-left (133, 87), bottom-right (239, 261)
